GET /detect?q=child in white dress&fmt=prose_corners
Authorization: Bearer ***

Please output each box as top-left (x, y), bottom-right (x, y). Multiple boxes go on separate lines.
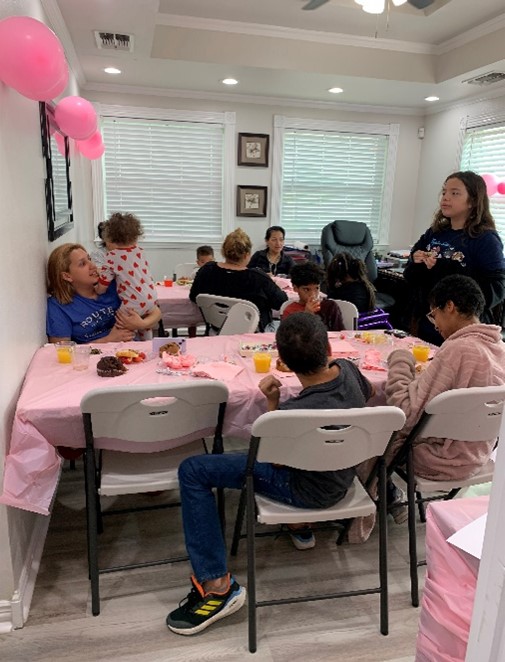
top-left (96, 212), bottom-right (157, 340)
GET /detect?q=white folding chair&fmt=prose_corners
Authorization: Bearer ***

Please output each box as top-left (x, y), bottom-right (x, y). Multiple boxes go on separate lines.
top-left (331, 299), bottom-right (359, 330)
top-left (231, 406), bottom-right (406, 652)
top-left (81, 381), bottom-right (228, 616)
top-left (279, 299), bottom-right (292, 317)
top-left (174, 262), bottom-right (196, 279)
top-left (391, 385), bottom-right (505, 607)
top-left (196, 293), bottom-right (260, 335)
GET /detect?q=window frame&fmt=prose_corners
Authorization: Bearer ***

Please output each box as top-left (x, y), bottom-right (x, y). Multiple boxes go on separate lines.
top-left (271, 115), bottom-right (399, 246)
top-left (91, 104), bottom-right (236, 247)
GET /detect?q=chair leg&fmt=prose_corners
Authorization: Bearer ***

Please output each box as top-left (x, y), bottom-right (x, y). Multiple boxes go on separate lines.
top-left (377, 458), bottom-right (389, 636)
top-left (230, 488), bottom-right (247, 557)
top-left (84, 446), bottom-right (101, 615)
top-left (406, 446), bottom-right (419, 608)
top-left (416, 491), bottom-right (426, 523)
top-left (246, 478), bottom-right (257, 653)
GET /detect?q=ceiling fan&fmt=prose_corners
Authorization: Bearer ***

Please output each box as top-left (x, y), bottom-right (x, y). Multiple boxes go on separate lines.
top-left (303, 0), bottom-right (435, 11)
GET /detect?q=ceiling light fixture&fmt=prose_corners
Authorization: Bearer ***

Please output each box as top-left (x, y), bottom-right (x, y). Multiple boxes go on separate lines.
top-left (104, 67), bottom-right (121, 75)
top-left (328, 87), bottom-right (343, 94)
top-left (355, 0), bottom-right (408, 14)
top-left (425, 96), bottom-right (439, 101)
top-left (222, 78), bottom-right (238, 85)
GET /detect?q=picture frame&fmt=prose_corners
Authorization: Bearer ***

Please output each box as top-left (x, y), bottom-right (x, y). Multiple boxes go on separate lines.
top-left (237, 132), bottom-right (270, 167)
top-left (236, 185), bottom-right (268, 217)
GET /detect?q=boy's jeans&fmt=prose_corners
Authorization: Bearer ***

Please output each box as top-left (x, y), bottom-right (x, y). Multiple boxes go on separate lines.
top-left (178, 453), bottom-right (306, 583)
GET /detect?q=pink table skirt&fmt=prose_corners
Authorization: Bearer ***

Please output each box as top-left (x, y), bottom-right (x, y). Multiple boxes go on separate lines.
top-left (0, 331), bottom-right (413, 515)
top-left (155, 284), bottom-right (204, 328)
top-left (415, 497), bottom-right (489, 662)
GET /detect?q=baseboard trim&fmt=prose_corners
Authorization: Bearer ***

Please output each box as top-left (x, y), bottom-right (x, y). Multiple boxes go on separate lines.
top-left (5, 514), bottom-right (51, 630)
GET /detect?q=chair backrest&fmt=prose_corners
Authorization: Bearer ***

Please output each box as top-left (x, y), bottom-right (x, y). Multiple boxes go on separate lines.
top-left (196, 293), bottom-right (259, 334)
top-left (81, 381), bottom-right (228, 445)
top-left (252, 406), bottom-right (406, 471)
top-left (220, 300), bottom-right (260, 335)
top-left (320, 220), bottom-right (377, 281)
top-left (331, 299), bottom-right (359, 330)
top-left (279, 299), bottom-right (292, 317)
top-left (175, 263), bottom-right (196, 279)
top-left (417, 385), bottom-right (505, 442)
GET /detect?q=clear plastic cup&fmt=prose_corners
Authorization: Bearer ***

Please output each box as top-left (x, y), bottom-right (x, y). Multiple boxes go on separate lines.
top-left (163, 276), bottom-right (173, 287)
top-left (253, 352), bottom-right (271, 373)
top-left (55, 341), bottom-right (75, 364)
top-left (412, 344), bottom-right (430, 362)
top-left (73, 345), bottom-right (91, 370)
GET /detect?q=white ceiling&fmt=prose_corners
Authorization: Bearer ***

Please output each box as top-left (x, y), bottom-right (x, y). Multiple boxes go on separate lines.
top-left (50, 0), bottom-right (505, 112)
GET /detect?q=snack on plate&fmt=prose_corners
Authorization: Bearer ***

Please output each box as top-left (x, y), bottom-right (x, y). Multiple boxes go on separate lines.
top-left (176, 276), bottom-right (193, 286)
top-left (239, 341), bottom-right (278, 358)
top-left (116, 349), bottom-right (147, 364)
top-left (158, 342), bottom-right (181, 357)
top-left (90, 347), bottom-right (102, 355)
top-left (97, 356), bottom-right (128, 377)
top-left (275, 357), bottom-right (292, 373)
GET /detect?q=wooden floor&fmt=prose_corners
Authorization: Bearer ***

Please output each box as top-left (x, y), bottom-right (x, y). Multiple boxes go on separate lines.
top-left (0, 461), bottom-right (425, 661)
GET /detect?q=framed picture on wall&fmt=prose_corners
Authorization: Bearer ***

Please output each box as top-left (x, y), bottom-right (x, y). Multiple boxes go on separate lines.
top-left (237, 185), bottom-right (268, 217)
top-left (237, 133), bottom-right (270, 167)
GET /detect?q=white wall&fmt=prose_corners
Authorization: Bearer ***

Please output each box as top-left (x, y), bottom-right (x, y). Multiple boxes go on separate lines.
top-left (0, 0), bottom-right (86, 630)
top-left (84, 90), bottom-right (425, 279)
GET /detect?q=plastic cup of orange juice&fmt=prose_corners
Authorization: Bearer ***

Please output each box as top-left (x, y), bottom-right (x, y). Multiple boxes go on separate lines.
top-left (412, 344), bottom-right (430, 362)
top-left (253, 352), bottom-right (271, 373)
top-left (55, 341), bottom-right (75, 364)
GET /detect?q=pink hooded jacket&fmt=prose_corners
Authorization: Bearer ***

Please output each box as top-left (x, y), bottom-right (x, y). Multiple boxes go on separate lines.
top-left (385, 323), bottom-right (505, 480)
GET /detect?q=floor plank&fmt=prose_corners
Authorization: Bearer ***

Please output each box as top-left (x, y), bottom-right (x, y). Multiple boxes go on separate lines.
top-left (0, 462), bottom-right (424, 661)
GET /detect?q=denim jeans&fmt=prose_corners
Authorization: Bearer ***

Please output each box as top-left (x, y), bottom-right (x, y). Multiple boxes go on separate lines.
top-left (178, 453), bottom-right (306, 583)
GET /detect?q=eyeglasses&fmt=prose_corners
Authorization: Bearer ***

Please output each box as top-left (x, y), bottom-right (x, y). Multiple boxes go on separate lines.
top-left (426, 307), bottom-right (439, 324)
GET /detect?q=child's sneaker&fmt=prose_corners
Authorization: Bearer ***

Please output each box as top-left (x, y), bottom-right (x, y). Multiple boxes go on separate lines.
top-left (387, 486), bottom-right (408, 525)
top-left (288, 525), bottom-right (316, 550)
top-left (166, 574), bottom-right (246, 635)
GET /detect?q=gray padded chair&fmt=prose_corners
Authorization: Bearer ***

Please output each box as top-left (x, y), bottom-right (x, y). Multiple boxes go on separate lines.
top-left (320, 220), bottom-right (395, 311)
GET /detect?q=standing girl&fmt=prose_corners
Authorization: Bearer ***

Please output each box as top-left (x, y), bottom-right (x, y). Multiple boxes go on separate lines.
top-left (404, 171), bottom-right (505, 344)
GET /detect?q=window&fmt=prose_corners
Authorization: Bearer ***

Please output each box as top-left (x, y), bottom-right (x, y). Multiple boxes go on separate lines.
top-left (460, 122), bottom-right (505, 241)
top-left (271, 116), bottom-right (399, 245)
top-left (92, 105), bottom-right (235, 244)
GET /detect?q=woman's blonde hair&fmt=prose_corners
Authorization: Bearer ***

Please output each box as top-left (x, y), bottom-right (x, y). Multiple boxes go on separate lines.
top-left (47, 243), bottom-right (86, 305)
top-left (221, 228), bottom-right (252, 263)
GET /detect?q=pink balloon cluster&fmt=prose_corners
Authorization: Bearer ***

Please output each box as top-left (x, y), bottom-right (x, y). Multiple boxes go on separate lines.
top-left (0, 16), bottom-right (68, 101)
top-left (53, 96), bottom-right (104, 159)
top-left (481, 174), bottom-right (505, 196)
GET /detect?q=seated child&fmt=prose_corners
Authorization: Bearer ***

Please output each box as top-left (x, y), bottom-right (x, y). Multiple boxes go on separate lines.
top-left (282, 262), bottom-right (344, 331)
top-left (191, 245), bottom-right (215, 278)
top-left (326, 252), bottom-right (376, 313)
top-left (95, 212), bottom-right (158, 340)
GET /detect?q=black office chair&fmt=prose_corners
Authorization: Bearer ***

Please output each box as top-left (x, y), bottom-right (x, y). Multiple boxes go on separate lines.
top-left (321, 220), bottom-right (395, 311)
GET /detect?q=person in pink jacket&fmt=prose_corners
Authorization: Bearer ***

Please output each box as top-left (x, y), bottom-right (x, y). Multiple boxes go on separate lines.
top-left (349, 274), bottom-right (505, 543)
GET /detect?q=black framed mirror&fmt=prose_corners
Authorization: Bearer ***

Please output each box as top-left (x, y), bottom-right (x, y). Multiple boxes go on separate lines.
top-left (39, 101), bottom-right (74, 241)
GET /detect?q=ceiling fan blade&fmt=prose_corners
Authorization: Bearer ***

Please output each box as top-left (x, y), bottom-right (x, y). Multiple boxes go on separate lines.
top-left (302, 0), bottom-right (331, 10)
top-left (407, 0), bottom-right (435, 8)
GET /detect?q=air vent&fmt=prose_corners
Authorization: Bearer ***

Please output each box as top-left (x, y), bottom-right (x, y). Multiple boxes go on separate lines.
top-left (464, 72), bottom-right (505, 86)
top-left (94, 31), bottom-right (134, 52)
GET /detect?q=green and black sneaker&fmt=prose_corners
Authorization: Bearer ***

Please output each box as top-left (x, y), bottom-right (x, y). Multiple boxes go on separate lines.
top-left (166, 574), bottom-right (246, 635)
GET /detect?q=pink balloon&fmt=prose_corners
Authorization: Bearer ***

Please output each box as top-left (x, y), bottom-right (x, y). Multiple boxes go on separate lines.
top-left (54, 96), bottom-right (98, 141)
top-left (497, 181), bottom-right (505, 195)
top-left (54, 132), bottom-right (67, 157)
top-left (77, 130), bottom-right (105, 159)
top-left (0, 16), bottom-right (68, 101)
top-left (481, 173), bottom-right (498, 196)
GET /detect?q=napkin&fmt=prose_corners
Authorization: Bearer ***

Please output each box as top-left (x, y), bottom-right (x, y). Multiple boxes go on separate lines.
top-left (360, 349), bottom-right (387, 372)
top-left (190, 361), bottom-right (244, 381)
top-left (329, 339), bottom-right (360, 358)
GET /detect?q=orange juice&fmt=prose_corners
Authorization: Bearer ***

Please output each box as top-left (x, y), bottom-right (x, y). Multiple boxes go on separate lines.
top-left (253, 352), bottom-right (271, 373)
top-left (56, 347), bottom-right (73, 363)
top-left (412, 345), bottom-right (430, 362)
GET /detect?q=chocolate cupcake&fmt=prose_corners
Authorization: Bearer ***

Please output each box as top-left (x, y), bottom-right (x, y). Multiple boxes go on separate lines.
top-left (97, 356), bottom-right (128, 377)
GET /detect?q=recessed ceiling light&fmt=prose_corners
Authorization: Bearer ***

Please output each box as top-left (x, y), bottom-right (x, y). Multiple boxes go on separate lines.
top-left (222, 78), bottom-right (239, 86)
top-left (104, 67), bottom-right (122, 75)
top-left (425, 96), bottom-right (439, 102)
top-left (328, 87), bottom-right (343, 94)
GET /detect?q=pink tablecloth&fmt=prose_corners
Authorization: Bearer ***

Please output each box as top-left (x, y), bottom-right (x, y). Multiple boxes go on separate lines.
top-left (0, 331), bottom-right (413, 516)
top-left (415, 496), bottom-right (489, 662)
top-left (156, 284), bottom-right (203, 328)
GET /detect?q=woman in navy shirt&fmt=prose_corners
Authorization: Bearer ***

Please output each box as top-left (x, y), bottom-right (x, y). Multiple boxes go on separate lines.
top-left (404, 171), bottom-right (505, 344)
top-left (46, 243), bottom-right (160, 344)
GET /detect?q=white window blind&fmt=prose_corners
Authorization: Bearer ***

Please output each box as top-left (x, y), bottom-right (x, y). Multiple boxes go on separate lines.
top-left (101, 115), bottom-right (225, 242)
top-left (272, 118), bottom-right (398, 245)
top-left (460, 124), bottom-right (505, 241)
